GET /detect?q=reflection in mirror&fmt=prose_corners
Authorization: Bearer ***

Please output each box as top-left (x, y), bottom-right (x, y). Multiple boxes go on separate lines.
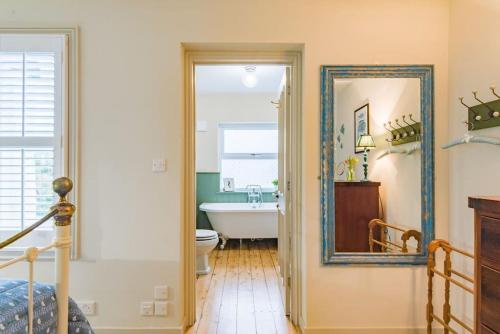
top-left (333, 78), bottom-right (422, 254)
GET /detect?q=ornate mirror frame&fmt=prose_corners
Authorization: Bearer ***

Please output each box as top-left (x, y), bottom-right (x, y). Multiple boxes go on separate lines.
top-left (320, 65), bottom-right (435, 265)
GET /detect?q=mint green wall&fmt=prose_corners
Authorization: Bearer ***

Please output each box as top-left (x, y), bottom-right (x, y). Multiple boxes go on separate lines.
top-left (196, 172), bottom-right (276, 229)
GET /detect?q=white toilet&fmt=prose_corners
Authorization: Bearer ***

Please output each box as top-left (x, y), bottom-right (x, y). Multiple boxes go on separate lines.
top-left (196, 229), bottom-right (219, 275)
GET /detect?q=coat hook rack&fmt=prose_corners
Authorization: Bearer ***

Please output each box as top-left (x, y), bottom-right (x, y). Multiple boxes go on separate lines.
top-left (384, 114), bottom-right (421, 146)
top-left (462, 85), bottom-right (500, 131)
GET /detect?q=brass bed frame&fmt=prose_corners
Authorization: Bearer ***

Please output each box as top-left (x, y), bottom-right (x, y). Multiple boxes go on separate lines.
top-left (427, 239), bottom-right (475, 334)
top-left (368, 218), bottom-right (422, 254)
top-left (0, 177), bottom-right (75, 334)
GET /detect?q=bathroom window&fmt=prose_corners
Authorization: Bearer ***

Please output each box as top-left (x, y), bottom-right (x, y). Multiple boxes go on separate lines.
top-left (219, 123), bottom-right (278, 191)
top-left (0, 33), bottom-right (69, 253)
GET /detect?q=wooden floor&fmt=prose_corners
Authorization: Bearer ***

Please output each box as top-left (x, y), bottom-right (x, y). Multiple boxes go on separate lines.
top-left (186, 239), bottom-right (298, 334)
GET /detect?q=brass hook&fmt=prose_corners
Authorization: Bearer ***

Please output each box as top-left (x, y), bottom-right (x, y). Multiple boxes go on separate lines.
top-left (402, 115), bottom-right (416, 136)
top-left (388, 121), bottom-right (402, 141)
top-left (489, 86), bottom-right (500, 117)
top-left (460, 96), bottom-right (482, 121)
top-left (408, 114), bottom-right (421, 135)
top-left (463, 120), bottom-right (475, 131)
top-left (472, 91), bottom-right (494, 120)
top-left (491, 85), bottom-right (500, 99)
top-left (383, 123), bottom-right (395, 142)
top-left (395, 119), bottom-right (408, 138)
top-left (459, 96), bottom-right (471, 108)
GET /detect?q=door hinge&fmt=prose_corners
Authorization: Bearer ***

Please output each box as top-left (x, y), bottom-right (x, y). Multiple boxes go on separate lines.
top-left (287, 181), bottom-right (291, 191)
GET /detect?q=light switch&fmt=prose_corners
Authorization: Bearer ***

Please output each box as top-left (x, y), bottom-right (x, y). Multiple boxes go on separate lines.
top-left (152, 159), bottom-right (166, 173)
top-left (154, 301), bottom-right (168, 316)
top-left (154, 285), bottom-right (168, 300)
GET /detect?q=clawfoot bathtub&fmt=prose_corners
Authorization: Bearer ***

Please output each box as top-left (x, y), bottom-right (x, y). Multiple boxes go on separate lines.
top-left (199, 202), bottom-right (278, 249)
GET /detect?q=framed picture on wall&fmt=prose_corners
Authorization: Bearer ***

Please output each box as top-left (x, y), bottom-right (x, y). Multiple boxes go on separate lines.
top-left (222, 177), bottom-right (235, 192)
top-left (354, 103), bottom-right (370, 153)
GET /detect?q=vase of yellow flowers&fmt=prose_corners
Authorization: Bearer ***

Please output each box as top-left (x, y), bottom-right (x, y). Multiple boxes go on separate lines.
top-left (345, 155), bottom-right (359, 181)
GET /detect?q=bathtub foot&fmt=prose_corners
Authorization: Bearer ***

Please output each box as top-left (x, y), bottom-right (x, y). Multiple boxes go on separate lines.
top-left (219, 234), bottom-right (228, 250)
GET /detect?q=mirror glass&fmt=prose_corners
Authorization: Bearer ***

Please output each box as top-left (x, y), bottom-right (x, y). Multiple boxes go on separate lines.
top-left (333, 77), bottom-right (422, 255)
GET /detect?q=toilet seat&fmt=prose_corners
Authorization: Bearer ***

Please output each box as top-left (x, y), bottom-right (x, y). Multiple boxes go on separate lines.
top-left (196, 229), bottom-right (218, 241)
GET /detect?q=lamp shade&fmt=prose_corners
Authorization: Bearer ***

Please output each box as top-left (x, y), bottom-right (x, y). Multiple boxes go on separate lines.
top-left (356, 134), bottom-right (376, 148)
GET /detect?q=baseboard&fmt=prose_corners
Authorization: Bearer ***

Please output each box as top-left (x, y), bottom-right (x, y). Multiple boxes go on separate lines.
top-left (94, 327), bottom-right (182, 334)
top-left (302, 328), bottom-right (444, 334)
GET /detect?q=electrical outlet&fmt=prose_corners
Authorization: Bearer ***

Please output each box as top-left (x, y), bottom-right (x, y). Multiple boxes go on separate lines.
top-left (154, 301), bottom-right (168, 316)
top-left (154, 285), bottom-right (168, 300)
top-left (140, 301), bottom-right (154, 316)
top-left (76, 301), bottom-right (96, 316)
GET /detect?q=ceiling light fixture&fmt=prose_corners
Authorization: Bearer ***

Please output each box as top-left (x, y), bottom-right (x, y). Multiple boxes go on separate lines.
top-left (242, 65), bottom-right (258, 88)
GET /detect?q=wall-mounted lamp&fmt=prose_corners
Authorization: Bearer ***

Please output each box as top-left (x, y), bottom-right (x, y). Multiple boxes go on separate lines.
top-left (356, 134), bottom-right (376, 182)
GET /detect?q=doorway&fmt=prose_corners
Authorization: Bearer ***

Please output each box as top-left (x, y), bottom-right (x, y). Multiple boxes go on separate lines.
top-left (182, 48), bottom-right (302, 333)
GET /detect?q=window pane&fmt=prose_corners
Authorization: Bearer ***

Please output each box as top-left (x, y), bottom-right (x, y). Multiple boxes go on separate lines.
top-left (0, 52), bottom-right (23, 137)
top-left (0, 147), bottom-right (55, 231)
top-left (0, 51), bottom-right (56, 137)
top-left (221, 158), bottom-right (278, 190)
top-left (25, 52), bottom-right (56, 137)
top-left (223, 129), bottom-right (278, 154)
top-left (0, 36), bottom-right (64, 251)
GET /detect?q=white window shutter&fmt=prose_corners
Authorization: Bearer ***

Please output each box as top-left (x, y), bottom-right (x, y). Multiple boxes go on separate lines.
top-left (0, 35), bottom-right (62, 242)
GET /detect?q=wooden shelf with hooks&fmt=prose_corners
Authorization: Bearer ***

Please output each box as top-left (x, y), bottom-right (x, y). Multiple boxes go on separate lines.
top-left (468, 99), bottom-right (500, 130)
top-left (390, 122), bottom-right (421, 146)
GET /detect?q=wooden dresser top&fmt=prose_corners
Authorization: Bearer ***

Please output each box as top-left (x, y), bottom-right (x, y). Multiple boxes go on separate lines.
top-left (335, 181), bottom-right (381, 187)
top-left (469, 196), bottom-right (500, 215)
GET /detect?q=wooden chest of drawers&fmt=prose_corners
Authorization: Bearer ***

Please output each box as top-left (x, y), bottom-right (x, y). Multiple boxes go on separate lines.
top-left (469, 197), bottom-right (500, 334)
top-left (335, 181), bottom-right (380, 252)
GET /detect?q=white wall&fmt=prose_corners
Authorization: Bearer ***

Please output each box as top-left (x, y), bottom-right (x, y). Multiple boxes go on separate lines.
top-left (0, 0), bottom-right (451, 331)
top-left (334, 78), bottom-right (422, 245)
top-left (448, 0), bottom-right (500, 326)
top-left (195, 93), bottom-right (278, 172)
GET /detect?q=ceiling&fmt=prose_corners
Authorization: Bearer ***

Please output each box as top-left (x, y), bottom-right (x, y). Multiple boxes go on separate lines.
top-left (195, 65), bottom-right (286, 94)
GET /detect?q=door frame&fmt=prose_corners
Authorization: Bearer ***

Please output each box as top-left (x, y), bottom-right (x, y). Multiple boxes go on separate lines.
top-left (181, 45), bottom-right (303, 329)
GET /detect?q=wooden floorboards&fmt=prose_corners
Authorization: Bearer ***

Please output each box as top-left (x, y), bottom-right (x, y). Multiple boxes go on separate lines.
top-left (186, 239), bottom-right (297, 334)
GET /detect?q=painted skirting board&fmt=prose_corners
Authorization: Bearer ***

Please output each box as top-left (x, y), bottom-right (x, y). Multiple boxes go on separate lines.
top-left (94, 327), bottom-right (182, 334)
top-left (302, 328), bottom-right (444, 334)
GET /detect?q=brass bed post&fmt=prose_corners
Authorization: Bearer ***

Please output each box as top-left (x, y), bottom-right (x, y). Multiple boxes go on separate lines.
top-left (427, 240), bottom-right (438, 333)
top-left (368, 219), bottom-right (421, 253)
top-left (426, 239), bottom-right (474, 334)
top-left (0, 177), bottom-right (75, 334)
top-left (443, 243), bottom-right (452, 334)
top-left (51, 177), bottom-right (76, 334)
top-left (368, 219), bottom-right (375, 252)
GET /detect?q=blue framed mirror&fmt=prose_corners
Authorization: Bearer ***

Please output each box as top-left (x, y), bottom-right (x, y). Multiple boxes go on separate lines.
top-left (320, 65), bottom-right (434, 265)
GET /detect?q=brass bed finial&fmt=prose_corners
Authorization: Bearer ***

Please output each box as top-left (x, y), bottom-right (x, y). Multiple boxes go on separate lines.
top-left (53, 177), bottom-right (73, 202)
top-left (52, 177), bottom-right (76, 227)
top-left (0, 177), bottom-right (75, 249)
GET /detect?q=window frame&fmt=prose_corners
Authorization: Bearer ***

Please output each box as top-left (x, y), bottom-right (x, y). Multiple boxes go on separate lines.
top-left (0, 28), bottom-right (79, 260)
top-left (218, 122), bottom-right (278, 192)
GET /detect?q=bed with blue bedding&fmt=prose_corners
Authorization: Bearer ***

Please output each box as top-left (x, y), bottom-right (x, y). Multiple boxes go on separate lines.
top-left (0, 280), bottom-right (94, 334)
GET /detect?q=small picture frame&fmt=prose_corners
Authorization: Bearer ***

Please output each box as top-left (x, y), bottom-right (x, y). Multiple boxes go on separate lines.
top-left (354, 103), bottom-right (370, 153)
top-left (222, 178), bottom-right (235, 192)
